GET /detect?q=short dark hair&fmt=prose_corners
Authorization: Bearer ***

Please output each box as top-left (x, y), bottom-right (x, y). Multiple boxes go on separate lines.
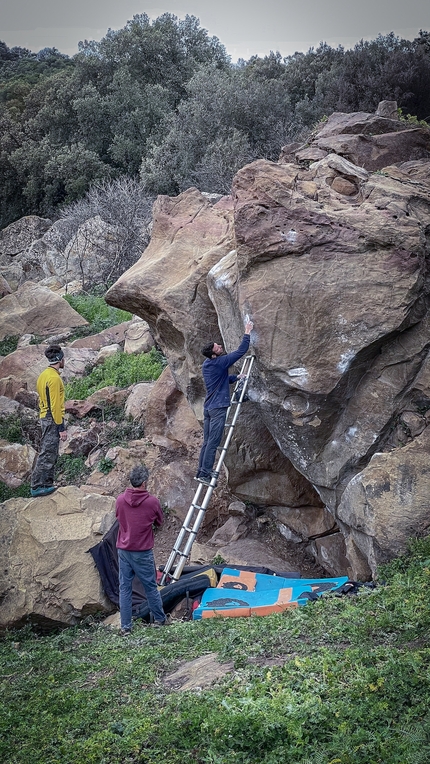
top-left (202, 342), bottom-right (215, 359)
top-left (129, 464), bottom-right (149, 487)
top-left (45, 344), bottom-right (64, 364)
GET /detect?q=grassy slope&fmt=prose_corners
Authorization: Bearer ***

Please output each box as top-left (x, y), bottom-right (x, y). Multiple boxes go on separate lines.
top-left (1, 538), bottom-right (429, 764)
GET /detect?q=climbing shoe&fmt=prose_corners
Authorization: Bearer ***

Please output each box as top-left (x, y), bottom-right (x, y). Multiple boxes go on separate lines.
top-left (30, 486), bottom-right (57, 497)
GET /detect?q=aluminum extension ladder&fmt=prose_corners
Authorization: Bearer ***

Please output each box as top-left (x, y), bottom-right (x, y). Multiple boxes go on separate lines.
top-left (160, 354), bottom-right (255, 586)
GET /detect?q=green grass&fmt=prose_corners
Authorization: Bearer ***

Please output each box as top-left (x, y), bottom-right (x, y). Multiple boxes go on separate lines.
top-left (97, 456), bottom-right (115, 474)
top-left (1, 537), bottom-right (430, 763)
top-left (63, 293), bottom-right (132, 340)
top-left (65, 347), bottom-right (165, 399)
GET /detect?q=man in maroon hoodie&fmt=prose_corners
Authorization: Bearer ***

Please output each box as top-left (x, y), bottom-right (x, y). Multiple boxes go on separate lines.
top-left (116, 464), bottom-right (168, 634)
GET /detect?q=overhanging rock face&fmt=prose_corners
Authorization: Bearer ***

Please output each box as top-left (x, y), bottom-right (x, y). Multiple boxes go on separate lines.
top-left (106, 107), bottom-right (430, 579)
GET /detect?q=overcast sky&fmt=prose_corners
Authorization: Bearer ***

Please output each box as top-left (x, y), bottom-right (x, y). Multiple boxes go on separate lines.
top-left (1, 0), bottom-right (430, 61)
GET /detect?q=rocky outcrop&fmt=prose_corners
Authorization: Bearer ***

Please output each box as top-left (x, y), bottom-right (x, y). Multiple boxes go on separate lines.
top-left (0, 213), bottom-right (133, 293)
top-left (105, 103), bottom-right (430, 579)
top-left (0, 440), bottom-right (37, 487)
top-left (106, 188), bottom-right (236, 405)
top-left (0, 487), bottom-right (116, 629)
top-left (0, 216), bottom-right (54, 289)
top-left (0, 344), bottom-right (98, 390)
top-left (281, 102), bottom-right (430, 171)
top-left (337, 427), bottom-right (430, 578)
top-left (0, 216), bottom-right (52, 257)
top-left (0, 280), bottom-right (88, 340)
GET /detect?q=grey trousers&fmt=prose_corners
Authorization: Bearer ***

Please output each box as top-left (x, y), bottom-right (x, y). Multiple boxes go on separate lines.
top-left (31, 415), bottom-right (60, 489)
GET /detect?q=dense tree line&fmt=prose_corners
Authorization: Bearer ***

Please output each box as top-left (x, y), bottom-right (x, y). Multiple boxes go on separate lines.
top-left (1, 14), bottom-right (429, 228)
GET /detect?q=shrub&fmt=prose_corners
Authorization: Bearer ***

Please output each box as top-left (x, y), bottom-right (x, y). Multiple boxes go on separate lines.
top-left (97, 456), bottom-right (114, 474)
top-left (0, 336), bottom-right (19, 356)
top-left (65, 347), bottom-right (165, 400)
top-left (58, 177), bottom-right (154, 288)
top-left (56, 454), bottom-right (90, 484)
top-left (0, 414), bottom-right (23, 443)
top-left (0, 481), bottom-right (31, 502)
top-left (0, 413), bottom-right (39, 447)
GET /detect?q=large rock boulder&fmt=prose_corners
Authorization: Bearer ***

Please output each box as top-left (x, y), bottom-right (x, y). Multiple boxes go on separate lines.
top-left (105, 104), bottom-right (430, 579)
top-left (337, 427), bottom-right (430, 578)
top-left (0, 344), bottom-right (98, 390)
top-left (0, 215), bottom-right (52, 257)
top-left (106, 188), bottom-right (235, 408)
top-left (0, 216), bottom-right (54, 289)
top-left (0, 440), bottom-right (37, 487)
top-left (0, 486), bottom-right (116, 629)
top-left (0, 281), bottom-right (87, 340)
top-left (124, 381), bottom-right (156, 422)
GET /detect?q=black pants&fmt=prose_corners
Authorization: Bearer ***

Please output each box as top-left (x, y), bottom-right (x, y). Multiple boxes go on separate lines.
top-left (197, 407), bottom-right (227, 477)
top-left (31, 415), bottom-right (59, 489)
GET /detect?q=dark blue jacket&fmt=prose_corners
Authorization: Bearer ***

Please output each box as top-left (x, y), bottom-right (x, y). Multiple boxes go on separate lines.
top-left (203, 334), bottom-right (250, 410)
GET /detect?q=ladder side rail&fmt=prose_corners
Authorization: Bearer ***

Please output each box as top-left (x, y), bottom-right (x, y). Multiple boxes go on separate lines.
top-left (162, 494), bottom-right (206, 569)
top-left (169, 484), bottom-right (217, 581)
top-left (159, 486), bottom-right (204, 584)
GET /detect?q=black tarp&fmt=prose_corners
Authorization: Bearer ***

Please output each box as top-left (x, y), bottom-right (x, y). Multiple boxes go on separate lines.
top-left (88, 520), bottom-right (301, 620)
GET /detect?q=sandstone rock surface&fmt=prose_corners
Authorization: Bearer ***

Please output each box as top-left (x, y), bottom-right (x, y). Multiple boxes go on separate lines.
top-left (0, 215), bottom-right (52, 257)
top-left (124, 316), bottom-right (154, 354)
top-left (0, 344), bottom-right (98, 390)
top-left (0, 486), bottom-right (116, 629)
top-left (105, 104), bottom-right (430, 579)
top-left (0, 281), bottom-right (87, 340)
top-left (0, 440), bottom-right (37, 487)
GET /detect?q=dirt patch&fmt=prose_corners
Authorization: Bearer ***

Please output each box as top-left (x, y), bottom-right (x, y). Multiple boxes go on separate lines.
top-left (153, 481), bottom-right (327, 579)
top-left (163, 653), bottom-right (234, 692)
top-left (248, 516), bottom-right (326, 578)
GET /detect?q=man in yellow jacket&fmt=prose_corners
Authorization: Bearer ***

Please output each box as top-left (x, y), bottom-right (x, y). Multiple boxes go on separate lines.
top-left (31, 344), bottom-right (68, 497)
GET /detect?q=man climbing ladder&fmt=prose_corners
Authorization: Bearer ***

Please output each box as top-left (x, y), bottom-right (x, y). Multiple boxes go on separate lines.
top-left (196, 318), bottom-right (254, 485)
top-left (160, 320), bottom-right (255, 585)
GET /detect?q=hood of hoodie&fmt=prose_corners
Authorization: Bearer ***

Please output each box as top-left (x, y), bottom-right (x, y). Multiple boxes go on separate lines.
top-left (123, 487), bottom-right (150, 507)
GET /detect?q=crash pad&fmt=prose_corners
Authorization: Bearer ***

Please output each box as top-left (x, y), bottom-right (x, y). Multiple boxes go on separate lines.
top-left (193, 567), bottom-right (349, 619)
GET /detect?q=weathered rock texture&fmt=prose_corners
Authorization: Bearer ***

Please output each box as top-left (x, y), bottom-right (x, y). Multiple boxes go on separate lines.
top-left (106, 104), bottom-right (430, 579)
top-left (0, 215), bottom-right (126, 292)
top-left (0, 344), bottom-right (98, 390)
top-left (0, 487), bottom-right (116, 629)
top-left (0, 280), bottom-right (87, 340)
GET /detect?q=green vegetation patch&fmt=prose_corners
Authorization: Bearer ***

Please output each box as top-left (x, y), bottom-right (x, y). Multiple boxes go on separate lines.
top-left (0, 413), bottom-right (39, 447)
top-left (0, 414), bottom-right (24, 443)
top-left (63, 293), bottom-right (132, 338)
top-left (1, 537), bottom-right (430, 763)
top-left (0, 481), bottom-right (31, 502)
top-left (65, 347), bottom-right (164, 400)
top-left (0, 336), bottom-right (19, 356)
top-left (56, 455), bottom-right (91, 486)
